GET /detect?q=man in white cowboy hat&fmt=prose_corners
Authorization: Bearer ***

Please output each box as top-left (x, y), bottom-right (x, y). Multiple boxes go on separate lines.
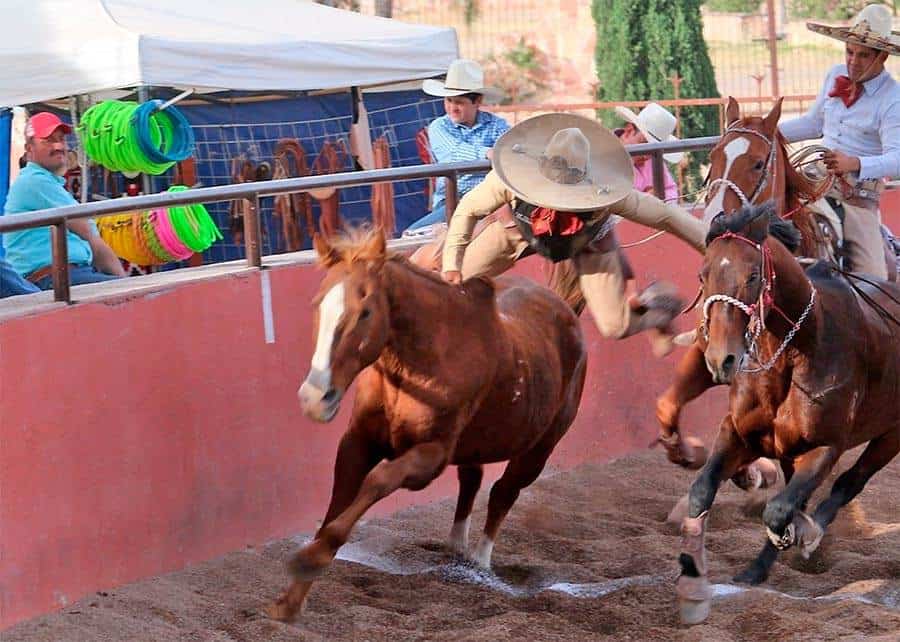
top-left (616, 103), bottom-right (682, 203)
top-left (779, 3), bottom-right (900, 279)
top-left (404, 59), bottom-right (509, 233)
top-left (440, 113), bottom-right (708, 356)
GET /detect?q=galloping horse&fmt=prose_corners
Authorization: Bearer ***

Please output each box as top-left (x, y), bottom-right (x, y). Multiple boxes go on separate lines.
top-left (675, 204), bottom-right (900, 624)
top-left (268, 228), bottom-right (587, 621)
top-left (656, 96), bottom-right (895, 473)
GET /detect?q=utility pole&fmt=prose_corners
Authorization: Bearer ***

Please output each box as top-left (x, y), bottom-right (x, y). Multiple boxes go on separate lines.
top-left (766, 0), bottom-right (780, 98)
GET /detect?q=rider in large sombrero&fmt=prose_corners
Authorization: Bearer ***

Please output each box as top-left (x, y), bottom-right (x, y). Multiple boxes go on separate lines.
top-left (779, 3), bottom-right (900, 279)
top-left (441, 113), bottom-right (708, 355)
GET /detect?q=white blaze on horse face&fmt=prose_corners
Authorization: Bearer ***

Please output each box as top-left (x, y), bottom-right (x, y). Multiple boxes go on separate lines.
top-left (704, 136), bottom-right (751, 222)
top-left (311, 281), bottom-right (346, 378)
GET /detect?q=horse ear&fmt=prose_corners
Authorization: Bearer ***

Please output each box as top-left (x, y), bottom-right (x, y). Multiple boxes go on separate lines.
top-left (707, 211), bottom-right (728, 246)
top-left (725, 96), bottom-right (740, 126)
top-left (763, 97), bottom-right (783, 135)
top-left (745, 202), bottom-right (773, 244)
top-left (365, 227), bottom-right (387, 263)
top-left (313, 233), bottom-right (340, 267)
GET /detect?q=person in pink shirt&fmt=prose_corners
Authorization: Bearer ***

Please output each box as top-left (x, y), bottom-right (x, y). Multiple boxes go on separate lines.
top-left (615, 103), bottom-right (682, 203)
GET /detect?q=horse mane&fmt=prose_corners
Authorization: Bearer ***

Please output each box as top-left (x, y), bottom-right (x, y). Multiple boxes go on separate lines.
top-left (776, 130), bottom-right (824, 257)
top-left (706, 201), bottom-right (801, 251)
top-left (320, 224), bottom-right (497, 296)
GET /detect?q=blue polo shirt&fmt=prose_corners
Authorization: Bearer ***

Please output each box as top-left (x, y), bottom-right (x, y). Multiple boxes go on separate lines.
top-left (2, 162), bottom-right (95, 277)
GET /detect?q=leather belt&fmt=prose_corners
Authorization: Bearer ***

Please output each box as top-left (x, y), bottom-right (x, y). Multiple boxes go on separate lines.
top-left (26, 264), bottom-right (79, 284)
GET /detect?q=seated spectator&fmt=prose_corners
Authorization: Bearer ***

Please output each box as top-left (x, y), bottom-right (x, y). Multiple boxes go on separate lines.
top-left (615, 103), bottom-right (682, 203)
top-left (2, 112), bottom-right (126, 290)
top-left (404, 59), bottom-right (509, 234)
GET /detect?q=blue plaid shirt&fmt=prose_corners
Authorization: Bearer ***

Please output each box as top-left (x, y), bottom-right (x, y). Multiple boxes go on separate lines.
top-left (428, 110), bottom-right (509, 208)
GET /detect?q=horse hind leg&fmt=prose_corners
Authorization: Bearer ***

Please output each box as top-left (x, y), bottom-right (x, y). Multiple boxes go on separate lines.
top-left (472, 441), bottom-right (557, 569)
top-left (449, 465), bottom-right (484, 554)
top-left (808, 430), bottom-right (900, 553)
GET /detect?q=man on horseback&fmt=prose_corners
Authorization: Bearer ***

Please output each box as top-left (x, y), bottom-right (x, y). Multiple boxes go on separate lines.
top-left (779, 3), bottom-right (900, 279)
top-left (440, 113), bottom-right (708, 356)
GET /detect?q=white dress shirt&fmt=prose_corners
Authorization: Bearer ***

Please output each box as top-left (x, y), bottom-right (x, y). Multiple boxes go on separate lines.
top-left (779, 64), bottom-right (900, 180)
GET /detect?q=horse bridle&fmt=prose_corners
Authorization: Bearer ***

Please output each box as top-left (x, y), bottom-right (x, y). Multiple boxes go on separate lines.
top-left (701, 231), bottom-right (817, 373)
top-left (707, 125), bottom-right (778, 210)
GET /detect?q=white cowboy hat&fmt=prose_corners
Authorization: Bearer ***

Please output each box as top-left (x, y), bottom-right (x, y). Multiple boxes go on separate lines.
top-left (422, 59), bottom-right (503, 102)
top-left (615, 102), bottom-right (684, 164)
top-left (492, 113), bottom-right (633, 212)
top-left (807, 3), bottom-right (900, 56)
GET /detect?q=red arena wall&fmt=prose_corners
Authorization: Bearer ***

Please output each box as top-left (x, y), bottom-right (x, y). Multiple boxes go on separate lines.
top-left (1, 201), bottom-right (897, 628)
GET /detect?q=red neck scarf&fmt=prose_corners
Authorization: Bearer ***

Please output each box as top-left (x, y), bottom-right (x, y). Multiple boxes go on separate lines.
top-left (828, 75), bottom-right (864, 108)
top-left (529, 207), bottom-right (584, 237)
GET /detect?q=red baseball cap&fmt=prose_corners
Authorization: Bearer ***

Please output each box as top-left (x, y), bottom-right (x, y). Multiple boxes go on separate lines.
top-left (25, 112), bottom-right (72, 139)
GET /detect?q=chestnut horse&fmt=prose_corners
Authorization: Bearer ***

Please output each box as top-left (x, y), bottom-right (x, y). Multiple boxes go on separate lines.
top-left (675, 204), bottom-right (900, 624)
top-left (656, 96), bottom-right (894, 474)
top-left (268, 228), bottom-right (587, 621)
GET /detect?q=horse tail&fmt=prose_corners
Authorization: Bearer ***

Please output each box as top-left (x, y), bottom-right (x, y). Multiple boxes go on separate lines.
top-left (545, 259), bottom-right (586, 316)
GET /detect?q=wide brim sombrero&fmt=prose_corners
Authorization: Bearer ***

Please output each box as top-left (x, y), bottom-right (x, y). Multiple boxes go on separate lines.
top-left (492, 113), bottom-right (633, 212)
top-left (807, 15), bottom-right (900, 55)
top-left (614, 105), bottom-right (684, 164)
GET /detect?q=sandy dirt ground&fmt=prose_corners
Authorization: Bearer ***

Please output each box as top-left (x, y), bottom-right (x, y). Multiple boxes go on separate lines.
top-left (6, 449), bottom-right (899, 642)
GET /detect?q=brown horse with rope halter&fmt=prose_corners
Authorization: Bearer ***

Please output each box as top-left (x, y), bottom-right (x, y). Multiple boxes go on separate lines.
top-left (656, 97), bottom-right (896, 474)
top-left (267, 227), bottom-right (587, 621)
top-left (675, 203), bottom-right (900, 624)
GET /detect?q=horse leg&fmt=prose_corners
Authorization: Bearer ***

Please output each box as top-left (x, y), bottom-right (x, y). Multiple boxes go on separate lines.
top-left (291, 440), bottom-right (449, 578)
top-left (808, 431), bottom-right (900, 552)
top-left (677, 416), bottom-right (757, 624)
top-left (473, 443), bottom-right (555, 569)
top-left (734, 446), bottom-right (840, 586)
top-left (267, 426), bottom-right (385, 622)
top-left (656, 342), bottom-right (714, 470)
top-left (449, 465), bottom-right (484, 554)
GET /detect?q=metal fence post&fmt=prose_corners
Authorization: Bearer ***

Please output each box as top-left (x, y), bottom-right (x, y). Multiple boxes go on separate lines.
top-left (651, 152), bottom-right (666, 201)
top-left (50, 222), bottom-right (70, 303)
top-left (444, 173), bottom-right (459, 223)
top-left (244, 196), bottom-right (263, 267)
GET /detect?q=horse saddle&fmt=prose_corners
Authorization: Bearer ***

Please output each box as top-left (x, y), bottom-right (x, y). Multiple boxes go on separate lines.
top-left (512, 201), bottom-right (609, 263)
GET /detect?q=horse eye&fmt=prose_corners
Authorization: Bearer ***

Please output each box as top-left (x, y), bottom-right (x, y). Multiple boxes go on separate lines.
top-left (753, 160), bottom-right (765, 171)
top-left (747, 273), bottom-right (759, 284)
top-left (359, 308), bottom-right (371, 320)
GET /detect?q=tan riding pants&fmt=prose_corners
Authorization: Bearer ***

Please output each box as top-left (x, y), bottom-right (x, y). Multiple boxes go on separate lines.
top-left (806, 195), bottom-right (887, 279)
top-left (460, 221), bottom-right (638, 338)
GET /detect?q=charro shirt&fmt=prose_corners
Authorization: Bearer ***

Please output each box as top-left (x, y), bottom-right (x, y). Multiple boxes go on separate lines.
top-left (779, 64), bottom-right (900, 181)
top-left (428, 110), bottom-right (509, 208)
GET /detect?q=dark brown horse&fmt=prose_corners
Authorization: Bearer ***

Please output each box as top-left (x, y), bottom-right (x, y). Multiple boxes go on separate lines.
top-left (655, 96), bottom-right (896, 473)
top-left (675, 203), bottom-right (900, 624)
top-left (267, 228), bottom-right (587, 620)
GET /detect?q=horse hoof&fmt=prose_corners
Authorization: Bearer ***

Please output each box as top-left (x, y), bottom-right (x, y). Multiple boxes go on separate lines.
top-left (794, 512), bottom-right (824, 559)
top-left (679, 596), bottom-right (711, 625)
top-left (265, 599), bottom-right (303, 622)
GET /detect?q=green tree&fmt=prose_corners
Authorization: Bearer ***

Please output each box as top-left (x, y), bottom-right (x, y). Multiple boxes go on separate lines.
top-left (593, 0), bottom-right (721, 191)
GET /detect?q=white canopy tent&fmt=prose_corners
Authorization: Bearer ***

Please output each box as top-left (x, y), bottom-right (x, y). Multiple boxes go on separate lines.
top-left (0, 0), bottom-right (459, 107)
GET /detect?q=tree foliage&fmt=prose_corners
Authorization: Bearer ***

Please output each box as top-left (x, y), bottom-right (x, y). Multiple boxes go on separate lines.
top-left (787, 0), bottom-right (874, 20)
top-left (704, 0), bottom-right (762, 12)
top-left (593, 0), bottom-right (721, 189)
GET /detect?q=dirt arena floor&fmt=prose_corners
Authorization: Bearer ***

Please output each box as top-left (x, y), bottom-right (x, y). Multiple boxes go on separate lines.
top-left (6, 449), bottom-right (899, 642)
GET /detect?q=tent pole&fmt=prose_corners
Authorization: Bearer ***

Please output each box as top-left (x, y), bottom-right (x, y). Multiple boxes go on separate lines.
top-left (137, 86), bottom-right (153, 196)
top-left (69, 95), bottom-right (89, 204)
